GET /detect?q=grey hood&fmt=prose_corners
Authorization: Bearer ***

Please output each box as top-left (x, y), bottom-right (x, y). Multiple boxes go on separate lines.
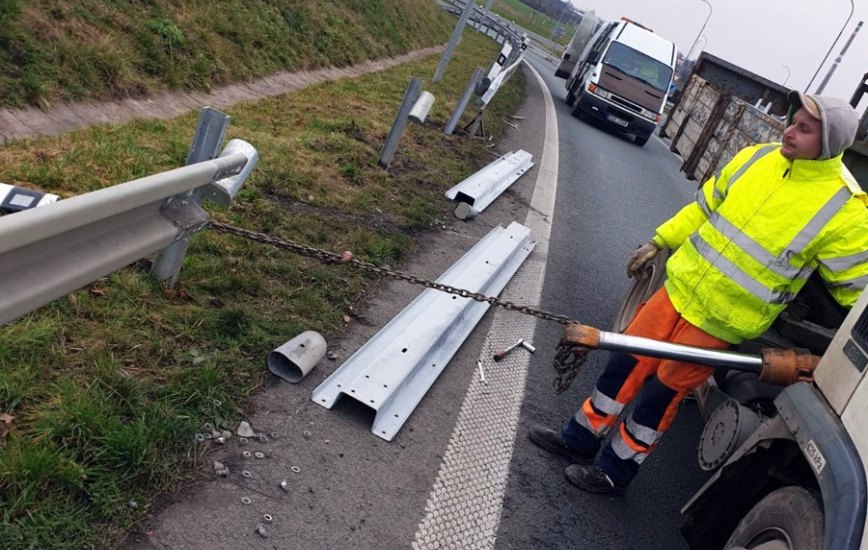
top-left (787, 91), bottom-right (859, 159)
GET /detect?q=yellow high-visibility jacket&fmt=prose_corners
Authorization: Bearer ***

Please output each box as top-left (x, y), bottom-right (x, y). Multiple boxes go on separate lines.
top-left (652, 143), bottom-right (868, 344)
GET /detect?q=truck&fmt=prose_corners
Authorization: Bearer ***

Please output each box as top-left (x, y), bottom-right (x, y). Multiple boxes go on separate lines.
top-left (564, 17), bottom-right (677, 146)
top-left (554, 10), bottom-right (601, 78)
top-left (605, 78), bottom-right (868, 549)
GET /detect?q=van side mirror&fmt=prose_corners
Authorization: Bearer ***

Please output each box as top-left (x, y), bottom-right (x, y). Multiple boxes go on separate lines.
top-left (587, 53), bottom-right (600, 65)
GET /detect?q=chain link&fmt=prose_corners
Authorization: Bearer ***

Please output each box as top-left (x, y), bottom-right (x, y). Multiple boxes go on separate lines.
top-left (209, 221), bottom-right (578, 326)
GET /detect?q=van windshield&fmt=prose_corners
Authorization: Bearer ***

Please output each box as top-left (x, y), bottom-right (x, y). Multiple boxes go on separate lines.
top-left (602, 42), bottom-right (672, 92)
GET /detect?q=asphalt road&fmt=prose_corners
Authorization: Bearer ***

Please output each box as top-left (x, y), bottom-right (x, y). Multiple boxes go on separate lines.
top-left (493, 50), bottom-right (711, 550)
top-left (129, 48), bottom-right (713, 550)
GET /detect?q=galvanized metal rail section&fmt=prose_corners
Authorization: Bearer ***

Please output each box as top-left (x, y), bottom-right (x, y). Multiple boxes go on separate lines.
top-left (445, 150), bottom-right (533, 215)
top-left (312, 222), bottom-right (535, 441)
top-left (0, 142), bottom-right (258, 326)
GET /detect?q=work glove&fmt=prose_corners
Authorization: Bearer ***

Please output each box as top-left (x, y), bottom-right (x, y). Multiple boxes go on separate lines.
top-left (626, 241), bottom-right (661, 280)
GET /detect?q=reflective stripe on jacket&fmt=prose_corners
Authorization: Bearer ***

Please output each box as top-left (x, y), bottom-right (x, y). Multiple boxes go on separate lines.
top-left (651, 143), bottom-right (868, 344)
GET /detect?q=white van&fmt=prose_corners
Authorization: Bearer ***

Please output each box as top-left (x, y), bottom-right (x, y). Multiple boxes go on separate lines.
top-left (554, 11), bottom-right (602, 79)
top-left (565, 18), bottom-right (677, 146)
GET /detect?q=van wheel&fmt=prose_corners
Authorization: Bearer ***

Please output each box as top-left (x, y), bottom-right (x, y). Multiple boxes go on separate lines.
top-left (565, 88), bottom-right (576, 106)
top-left (635, 135), bottom-right (649, 146)
top-left (570, 94), bottom-right (586, 118)
top-left (611, 250), bottom-right (669, 332)
top-left (725, 486), bottom-right (823, 550)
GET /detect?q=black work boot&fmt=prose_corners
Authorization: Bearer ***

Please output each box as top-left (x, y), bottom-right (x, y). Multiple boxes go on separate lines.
top-left (528, 425), bottom-right (595, 465)
top-left (563, 464), bottom-right (624, 495)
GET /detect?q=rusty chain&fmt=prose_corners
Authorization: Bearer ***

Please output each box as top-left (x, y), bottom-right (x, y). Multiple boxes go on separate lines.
top-left (209, 221), bottom-right (578, 326)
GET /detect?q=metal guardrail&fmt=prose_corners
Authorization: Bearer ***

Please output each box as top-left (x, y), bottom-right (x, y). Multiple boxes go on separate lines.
top-left (312, 221), bottom-right (535, 441)
top-left (445, 149), bottom-right (534, 215)
top-left (0, 111), bottom-right (258, 326)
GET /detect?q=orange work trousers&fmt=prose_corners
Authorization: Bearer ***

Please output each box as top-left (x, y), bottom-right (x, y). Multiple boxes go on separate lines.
top-left (572, 287), bottom-right (731, 484)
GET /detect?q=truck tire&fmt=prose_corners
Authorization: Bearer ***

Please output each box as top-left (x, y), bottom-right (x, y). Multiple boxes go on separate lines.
top-left (570, 93), bottom-right (586, 119)
top-left (724, 486), bottom-right (823, 550)
top-left (611, 249), bottom-right (669, 332)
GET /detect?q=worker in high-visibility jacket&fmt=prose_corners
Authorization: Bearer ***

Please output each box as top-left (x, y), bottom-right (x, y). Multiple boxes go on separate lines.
top-left (530, 92), bottom-right (868, 494)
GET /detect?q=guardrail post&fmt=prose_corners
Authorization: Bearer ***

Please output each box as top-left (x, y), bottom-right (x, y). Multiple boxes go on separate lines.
top-left (378, 77), bottom-right (422, 170)
top-left (433, 0), bottom-right (475, 83)
top-left (445, 68), bottom-right (484, 136)
top-left (150, 107), bottom-right (230, 286)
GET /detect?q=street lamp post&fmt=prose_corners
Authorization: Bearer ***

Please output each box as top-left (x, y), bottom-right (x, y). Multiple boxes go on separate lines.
top-left (804, 0), bottom-right (854, 92)
top-left (694, 34), bottom-right (708, 56)
top-left (685, 0), bottom-right (713, 61)
top-left (680, 0), bottom-right (712, 82)
top-left (781, 64), bottom-right (791, 87)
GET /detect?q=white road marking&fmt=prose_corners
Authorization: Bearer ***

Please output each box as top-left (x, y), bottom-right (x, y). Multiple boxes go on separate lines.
top-left (412, 60), bottom-right (560, 549)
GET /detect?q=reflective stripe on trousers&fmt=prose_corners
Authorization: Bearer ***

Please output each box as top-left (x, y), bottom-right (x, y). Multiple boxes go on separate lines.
top-left (576, 287), bottom-right (731, 484)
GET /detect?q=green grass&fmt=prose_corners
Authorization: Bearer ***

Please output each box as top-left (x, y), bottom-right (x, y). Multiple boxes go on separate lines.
top-left (0, 28), bottom-right (525, 549)
top-left (487, 0), bottom-right (576, 45)
top-left (0, 0), bottom-right (454, 109)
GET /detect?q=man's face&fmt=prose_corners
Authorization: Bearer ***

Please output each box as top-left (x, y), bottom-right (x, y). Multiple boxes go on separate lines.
top-left (780, 107), bottom-right (822, 160)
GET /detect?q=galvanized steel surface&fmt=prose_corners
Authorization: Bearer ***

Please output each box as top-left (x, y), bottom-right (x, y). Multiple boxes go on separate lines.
top-left (311, 221), bottom-right (535, 441)
top-left (0, 151), bottom-right (252, 325)
top-left (445, 149), bottom-right (534, 213)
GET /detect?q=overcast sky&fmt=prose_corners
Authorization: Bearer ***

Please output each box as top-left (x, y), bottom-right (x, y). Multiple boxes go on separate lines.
top-left (571, 0), bottom-right (868, 112)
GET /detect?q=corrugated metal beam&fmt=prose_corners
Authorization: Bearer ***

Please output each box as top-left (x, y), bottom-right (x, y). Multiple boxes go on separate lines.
top-left (445, 150), bottom-right (533, 215)
top-left (312, 222), bottom-right (535, 441)
top-left (0, 149), bottom-right (255, 326)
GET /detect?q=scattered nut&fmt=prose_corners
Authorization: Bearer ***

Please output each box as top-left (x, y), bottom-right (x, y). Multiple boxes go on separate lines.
top-left (290, 466), bottom-right (301, 474)
top-left (257, 434), bottom-right (268, 444)
top-left (239, 437), bottom-right (248, 446)
top-left (254, 452), bottom-right (265, 459)
top-left (242, 470), bottom-right (252, 478)
top-left (241, 496), bottom-right (252, 505)
top-left (215, 468), bottom-right (229, 477)
top-left (194, 433), bottom-right (206, 443)
top-left (242, 451), bottom-right (252, 459)
top-left (326, 350), bottom-right (338, 361)
top-left (204, 422), bottom-right (214, 431)
top-left (263, 514), bottom-right (273, 523)
top-left (269, 432), bottom-right (279, 439)
top-left (302, 431), bottom-right (311, 439)
top-left (279, 480), bottom-right (289, 492)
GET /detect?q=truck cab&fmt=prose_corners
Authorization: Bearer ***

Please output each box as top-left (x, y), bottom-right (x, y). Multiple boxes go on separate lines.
top-left (565, 18), bottom-right (676, 146)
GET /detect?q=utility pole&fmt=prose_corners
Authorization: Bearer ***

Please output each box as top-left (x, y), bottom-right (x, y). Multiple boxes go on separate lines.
top-left (816, 21), bottom-right (863, 94)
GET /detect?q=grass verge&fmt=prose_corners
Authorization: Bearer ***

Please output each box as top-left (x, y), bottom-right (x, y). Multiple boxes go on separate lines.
top-left (489, 0), bottom-right (576, 45)
top-left (0, 29), bottom-right (525, 549)
top-left (0, 0), bottom-right (453, 109)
